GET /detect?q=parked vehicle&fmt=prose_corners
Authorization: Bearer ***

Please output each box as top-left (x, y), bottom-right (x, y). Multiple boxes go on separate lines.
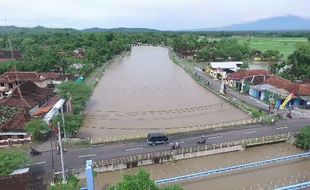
top-left (147, 133), bottom-right (169, 145)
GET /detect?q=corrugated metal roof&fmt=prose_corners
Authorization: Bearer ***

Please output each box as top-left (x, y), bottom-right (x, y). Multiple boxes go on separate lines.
top-left (210, 62), bottom-right (243, 71)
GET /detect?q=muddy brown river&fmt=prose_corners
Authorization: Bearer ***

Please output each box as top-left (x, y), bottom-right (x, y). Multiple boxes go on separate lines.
top-left (81, 46), bottom-right (249, 138)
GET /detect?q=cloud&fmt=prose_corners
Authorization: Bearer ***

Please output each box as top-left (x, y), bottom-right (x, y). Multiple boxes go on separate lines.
top-left (0, 0), bottom-right (309, 29)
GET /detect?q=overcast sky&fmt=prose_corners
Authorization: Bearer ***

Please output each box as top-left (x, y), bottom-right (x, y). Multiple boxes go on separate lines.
top-left (0, 0), bottom-right (309, 30)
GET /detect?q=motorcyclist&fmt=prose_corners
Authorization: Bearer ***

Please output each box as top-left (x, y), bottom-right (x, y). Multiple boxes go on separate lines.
top-left (198, 135), bottom-right (205, 144)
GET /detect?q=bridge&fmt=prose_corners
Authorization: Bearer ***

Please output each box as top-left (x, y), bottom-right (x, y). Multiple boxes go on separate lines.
top-left (155, 152), bottom-right (310, 185)
top-left (275, 181), bottom-right (310, 190)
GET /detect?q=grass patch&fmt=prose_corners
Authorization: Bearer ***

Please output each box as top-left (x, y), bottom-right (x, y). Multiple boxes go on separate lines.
top-left (63, 138), bottom-right (91, 149)
top-left (238, 37), bottom-right (308, 58)
top-left (261, 114), bottom-right (281, 125)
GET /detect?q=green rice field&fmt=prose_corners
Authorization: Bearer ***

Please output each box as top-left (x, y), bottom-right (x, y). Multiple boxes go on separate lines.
top-left (238, 37), bottom-right (309, 58)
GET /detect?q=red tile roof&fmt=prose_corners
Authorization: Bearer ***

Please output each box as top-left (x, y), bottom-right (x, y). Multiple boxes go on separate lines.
top-left (33, 95), bottom-right (60, 116)
top-left (0, 172), bottom-right (31, 190)
top-left (0, 71), bottom-right (45, 83)
top-left (265, 75), bottom-right (299, 94)
top-left (299, 84), bottom-right (310, 96)
top-left (227, 70), bottom-right (270, 80)
top-left (0, 81), bottom-right (53, 108)
top-left (0, 108), bottom-right (29, 130)
top-left (265, 76), bottom-right (310, 96)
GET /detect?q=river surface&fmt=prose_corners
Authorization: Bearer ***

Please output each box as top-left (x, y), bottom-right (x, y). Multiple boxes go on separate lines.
top-left (84, 143), bottom-right (310, 190)
top-left (81, 46), bottom-right (249, 138)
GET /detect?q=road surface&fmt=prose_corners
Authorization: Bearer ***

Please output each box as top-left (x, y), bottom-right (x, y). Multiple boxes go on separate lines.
top-left (29, 118), bottom-right (309, 188)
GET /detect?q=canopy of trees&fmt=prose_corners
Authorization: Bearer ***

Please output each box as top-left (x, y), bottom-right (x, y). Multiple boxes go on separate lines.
top-left (295, 126), bottom-right (310, 150)
top-left (57, 81), bottom-right (92, 114)
top-left (0, 149), bottom-right (28, 176)
top-left (52, 114), bottom-right (84, 136)
top-left (279, 44), bottom-right (310, 81)
top-left (108, 169), bottom-right (183, 190)
top-left (25, 118), bottom-right (50, 141)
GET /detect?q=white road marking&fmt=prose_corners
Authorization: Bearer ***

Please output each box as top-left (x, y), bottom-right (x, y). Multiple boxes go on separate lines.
top-left (207, 135), bottom-right (222, 140)
top-left (125, 147), bottom-right (143, 152)
top-left (31, 161), bottom-right (46, 166)
top-left (243, 130), bottom-right (256, 135)
top-left (55, 169), bottom-right (69, 175)
top-left (276, 127), bottom-right (288, 130)
top-left (179, 141), bottom-right (185, 144)
top-left (78, 154), bottom-right (96, 158)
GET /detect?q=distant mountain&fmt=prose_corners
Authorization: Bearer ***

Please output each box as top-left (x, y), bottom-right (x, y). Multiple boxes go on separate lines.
top-left (197, 16), bottom-right (310, 31)
top-left (82, 27), bottom-right (160, 33)
top-left (0, 25), bottom-right (77, 34)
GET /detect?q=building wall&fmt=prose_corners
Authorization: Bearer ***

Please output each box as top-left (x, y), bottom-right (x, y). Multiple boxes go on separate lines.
top-left (29, 105), bottom-right (39, 116)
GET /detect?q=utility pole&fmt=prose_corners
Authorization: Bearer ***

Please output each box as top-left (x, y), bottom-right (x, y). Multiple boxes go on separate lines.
top-left (60, 106), bottom-right (67, 139)
top-left (50, 140), bottom-right (55, 184)
top-left (4, 19), bottom-right (14, 59)
top-left (57, 122), bottom-right (66, 183)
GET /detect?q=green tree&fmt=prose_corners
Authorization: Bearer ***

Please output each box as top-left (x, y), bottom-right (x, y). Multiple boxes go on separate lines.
top-left (280, 44), bottom-right (310, 80)
top-left (262, 50), bottom-right (282, 61)
top-left (52, 114), bottom-right (84, 136)
top-left (240, 62), bottom-right (249, 70)
top-left (57, 82), bottom-right (92, 114)
top-left (25, 118), bottom-right (50, 142)
top-left (50, 175), bottom-right (81, 190)
top-left (295, 126), bottom-right (310, 150)
top-left (108, 169), bottom-right (183, 190)
top-left (0, 149), bottom-right (28, 176)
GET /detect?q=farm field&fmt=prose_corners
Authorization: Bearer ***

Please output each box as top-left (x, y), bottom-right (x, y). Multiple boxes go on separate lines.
top-left (238, 37), bottom-right (308, 58)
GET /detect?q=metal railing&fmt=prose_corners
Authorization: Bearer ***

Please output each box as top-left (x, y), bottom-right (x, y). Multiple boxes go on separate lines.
top-left (275, 181), bottom-right (310, 190)
top-left (86, 133), bottom-right (291, 172)
top-left (155, 152), bottom-right (310, 185)
top-left (90, 118), bottom-right (260, 144)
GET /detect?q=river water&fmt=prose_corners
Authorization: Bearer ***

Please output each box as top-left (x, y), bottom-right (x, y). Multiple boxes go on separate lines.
top-left (85, 143), bottom-right (310, 190)
top-left (81, 46), bottom-right (249, 138)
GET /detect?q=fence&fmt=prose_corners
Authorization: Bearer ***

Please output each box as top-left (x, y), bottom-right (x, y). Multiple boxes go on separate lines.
top-left (90, 118), bottom-right (260, 144)
top-left (0, 136), bottom-right (32, 147)
top-left (155, 151), bottom-right (310, 185)
top-left (72, 133), bottom-right (292, 177)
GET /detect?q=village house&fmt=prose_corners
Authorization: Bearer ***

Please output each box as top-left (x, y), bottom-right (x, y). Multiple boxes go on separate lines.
top-left (0, 71), bottom-right (72, 97)
top-left (226, 70), bottom-right (270, 91)
top-left (0, 105), bottom-right (30, 146)
top-left (0, 81), bottom-right (54, 115)
top-left (226, 70), bottom-right (310, 109)
top-left (207, 61), bottom-right (243, 80)
top-left (0, 81), bottom-right (72, 146)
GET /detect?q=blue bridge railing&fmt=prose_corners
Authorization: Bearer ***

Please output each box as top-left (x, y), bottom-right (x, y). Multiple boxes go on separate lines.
top-left (275, 181), bottom-right (310, 190)
top-left (155, 152), bottom-right (310, 185)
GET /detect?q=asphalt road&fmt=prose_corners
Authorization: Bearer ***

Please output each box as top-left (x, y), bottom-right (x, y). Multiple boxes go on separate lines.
top-left (29, 118), bottom-right (309, 177)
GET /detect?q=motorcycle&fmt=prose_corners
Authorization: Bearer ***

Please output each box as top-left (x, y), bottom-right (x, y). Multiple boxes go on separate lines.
top-left (287, 112), bottom-right (292, 119)
top-left (197, 138), bottom-right (206, 144)
top-left (170, 142), bottom-right (180, 149)
top-left (30, 148), bottom-right (41, 157)
top-left (56, 146), bottom-right (68, 154)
